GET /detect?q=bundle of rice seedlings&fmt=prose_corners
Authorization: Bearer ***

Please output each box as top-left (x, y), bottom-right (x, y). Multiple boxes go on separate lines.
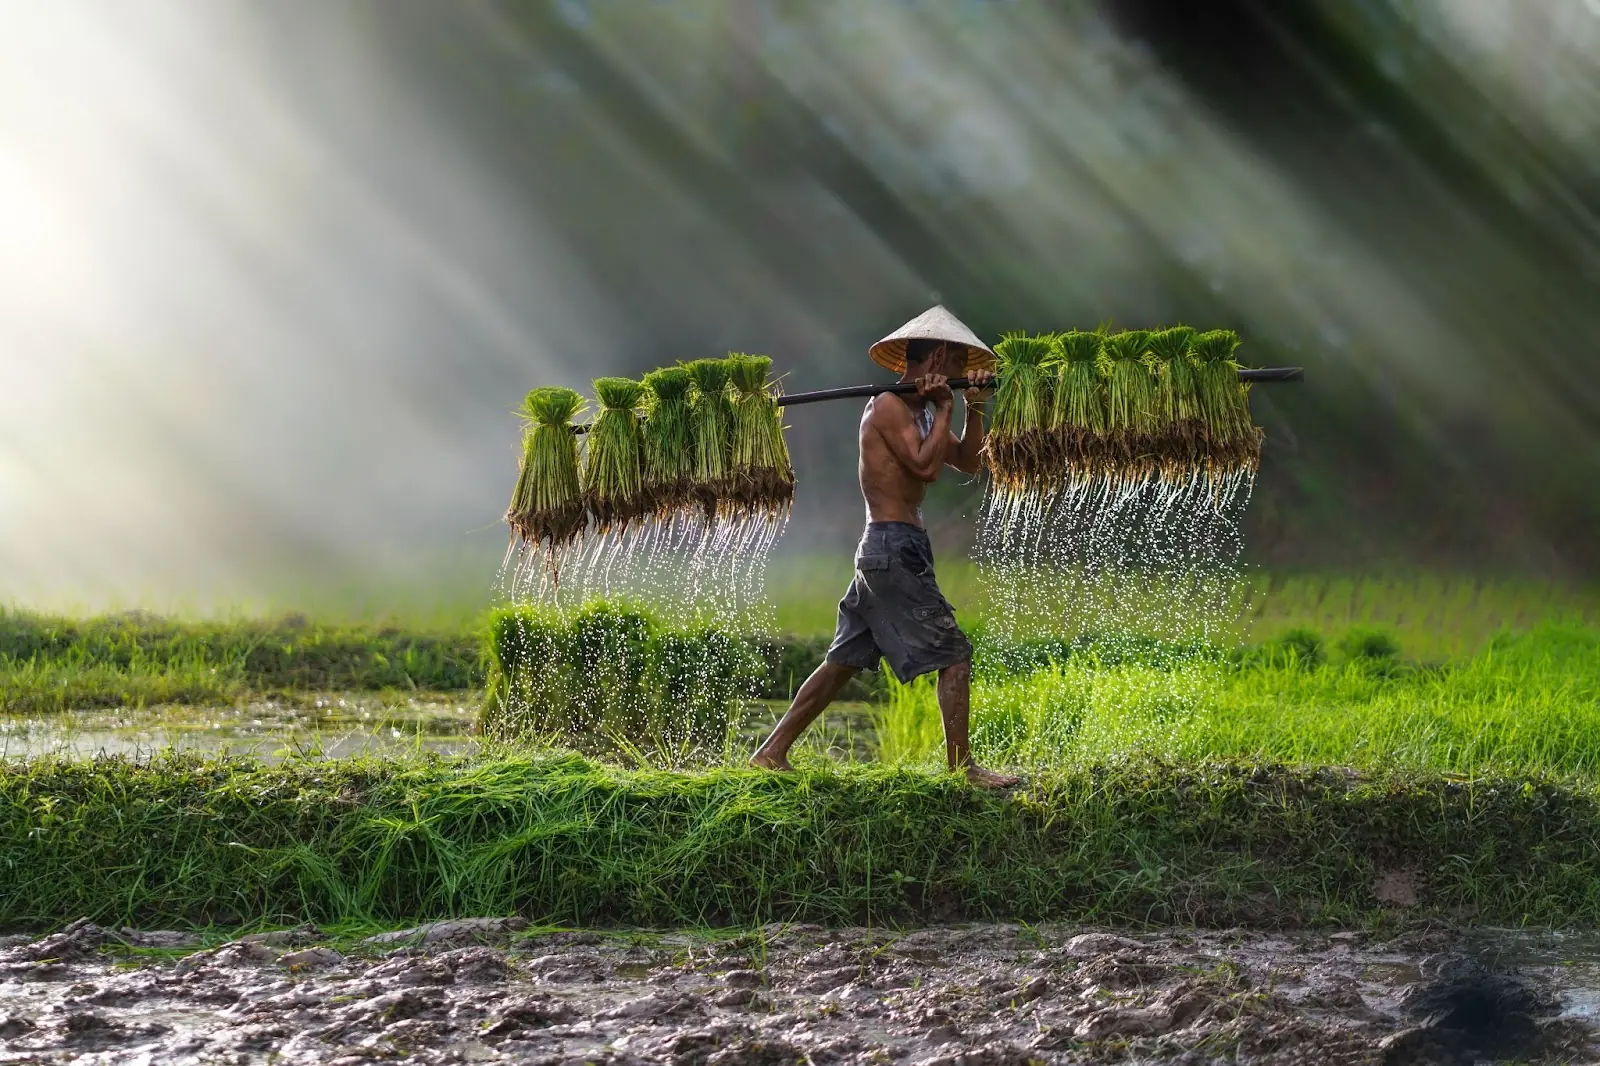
top-left (582, 376), bottom-right (649, 532)
top-left (1190, 329), bottom-right (1263, 474)
top-left (1049, 330), bottom-right (1107, 476)
top-left (505, 386), bottom-right (587, 549)
top-left (641, 366), bottom-right (696, 520)
top-left (1097, 329), bottom-right (1159, 480)
top-left (727, 353), bottom-right (795, 518)
top-left (1145, 325), bottom-right (1199, 476)
top-left (984, 332), bottom-right (1056, 493)
top-left (686, 357), bottom-right (735, 521)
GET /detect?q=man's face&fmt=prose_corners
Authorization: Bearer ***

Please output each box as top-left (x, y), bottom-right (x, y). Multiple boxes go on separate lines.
top-left (935, 343), bottom-right (968, 378)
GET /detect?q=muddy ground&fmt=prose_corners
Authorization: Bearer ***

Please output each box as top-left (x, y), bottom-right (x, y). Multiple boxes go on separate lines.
top-left (2, 918), bottom-right (1597, 1065)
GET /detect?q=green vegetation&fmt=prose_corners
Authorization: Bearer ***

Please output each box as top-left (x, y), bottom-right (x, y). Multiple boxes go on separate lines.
top-left (1191, 329), bottom-right (1261, 473)
top-left (6, 571), bottom-right (1593, 712)
top-left (640, 366), bottom-right (696, 521)
top-left (686, 358), bottom-right (734, 520)
top-left (1050, 329), bottom-right (1106, 469)
top-left (482, 602), bottom-right (764, 761)
top-left (1146, 325), bottom-right (1199, 474)
top-left (582, 376), bottom-right (649, 532)
top-left (0, 608), bottom-right (481, 713)
top-left (7, 751), bottom-right (1600, 929)
top-left (986, 332), bottom-right (1056, 493)
top-left (880, 622), bottom-right (1600, 779)
top-left (1098, 329), bottom-right (1158, 479)
top-left (727, 353), bottom-right (795, 517)
top-left (768, 559), bottom-right (1599, 656)
top-left (505, 386), bottom-right (587, 550)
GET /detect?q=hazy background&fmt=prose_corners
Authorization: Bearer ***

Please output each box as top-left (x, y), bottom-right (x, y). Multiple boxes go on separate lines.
top-left (2, 0), bottom-right (1597, 615)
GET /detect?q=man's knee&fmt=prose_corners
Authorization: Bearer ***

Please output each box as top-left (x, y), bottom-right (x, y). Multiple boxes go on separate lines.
top-left (938, 660), bottom-right (971, 685)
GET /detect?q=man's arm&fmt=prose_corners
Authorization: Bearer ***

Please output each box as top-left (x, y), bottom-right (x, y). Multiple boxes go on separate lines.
top-left (871, 388), bottom-right (953, 483)
top-left (944, 369), bottom-right (992, 475)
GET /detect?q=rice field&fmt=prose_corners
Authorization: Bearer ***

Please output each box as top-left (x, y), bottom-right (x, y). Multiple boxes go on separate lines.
top-left (767, 560), bottom-right (1600, 661)
top-left (4, 571), bottom-right (1598, 930)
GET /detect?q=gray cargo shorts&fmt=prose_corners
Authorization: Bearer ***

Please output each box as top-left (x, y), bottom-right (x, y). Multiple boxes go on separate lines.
top-left (824, 522), bottom-right (974, 683)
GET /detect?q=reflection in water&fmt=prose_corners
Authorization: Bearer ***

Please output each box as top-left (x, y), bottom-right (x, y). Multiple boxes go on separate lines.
top-left (0, 697), bottom-right (479, 762)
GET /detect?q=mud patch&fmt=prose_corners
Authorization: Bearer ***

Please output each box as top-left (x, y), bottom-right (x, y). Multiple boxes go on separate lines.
top-left (0, 922), bottom-right (1595, 1063)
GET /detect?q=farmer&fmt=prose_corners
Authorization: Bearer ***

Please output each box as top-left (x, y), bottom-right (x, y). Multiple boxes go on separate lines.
top-left (752, 306), bottom-right (1020, 788)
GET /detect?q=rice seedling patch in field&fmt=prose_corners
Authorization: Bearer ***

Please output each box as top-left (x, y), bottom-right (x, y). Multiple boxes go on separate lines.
top-left (482, 601), bottom-right (765, 764)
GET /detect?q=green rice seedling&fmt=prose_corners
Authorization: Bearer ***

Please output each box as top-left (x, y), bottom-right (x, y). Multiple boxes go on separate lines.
top-left (727, 353), bottom-right (795, 518)
top-left (1190, 329), bottom-right (1262, 474)
top-left (482, 601), bottom-right (762, 760)
top-left (506, 386), bottom-right (587, 549)
top-left (1097, 329), bottom-right (1157, 481)
top-left (1049, 330), bottom-right (1107, 476)
top-left (1145, 326), bottom-right (1199, 477)
top-left (582, 377), bottom-right (649, 532)
top-left (641, 366), bottom-right (697, 520)
top-left (686, 358), bottom-right (735, 520)
top-left (985, 332), bottom-right (1056, 493)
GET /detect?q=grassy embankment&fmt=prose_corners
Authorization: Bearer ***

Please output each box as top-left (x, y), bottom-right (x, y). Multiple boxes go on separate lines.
top-left (6, 752), bottom-right (1600, 930)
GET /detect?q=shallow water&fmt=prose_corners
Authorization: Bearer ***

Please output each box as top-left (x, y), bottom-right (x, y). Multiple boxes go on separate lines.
top-left (1, 920), bottom-right (1596, 1064)
top-left (0, 695), bottom-right (480, 762)
top-left (0, 697), bottom-right (878, 765)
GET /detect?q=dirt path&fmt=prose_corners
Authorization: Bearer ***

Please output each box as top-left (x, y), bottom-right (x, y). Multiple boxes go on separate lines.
top-left (1, 919), bottom-right (1596, 1064)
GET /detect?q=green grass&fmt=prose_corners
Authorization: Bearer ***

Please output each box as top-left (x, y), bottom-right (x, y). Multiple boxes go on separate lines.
top-left (767, 558), bottom-right (1599, 658)
top-left (0, 608), bottom-right (482, 713)
top-left (6, 751), bottom-right (1600, 930)
top-left (0, 606), bottom-right (879, 713)
top-left (880, 622), bottom-right (1600, 779)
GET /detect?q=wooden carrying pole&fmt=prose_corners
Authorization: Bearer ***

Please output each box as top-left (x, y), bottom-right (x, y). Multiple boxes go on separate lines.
top-left (572, 367), bottom-right (1303, 432)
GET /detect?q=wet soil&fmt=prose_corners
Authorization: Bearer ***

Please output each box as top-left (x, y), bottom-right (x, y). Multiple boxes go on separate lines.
top-left (0, 697), bottom-right (875, 765)
top-left (2, 919), bottom-right (1596, 1064)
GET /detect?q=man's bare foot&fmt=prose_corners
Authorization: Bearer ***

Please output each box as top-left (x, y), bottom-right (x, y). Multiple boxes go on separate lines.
top-left (963, 765), bottom-right (1021, 789)
top-left (749, 750), bottom-right (793, 771)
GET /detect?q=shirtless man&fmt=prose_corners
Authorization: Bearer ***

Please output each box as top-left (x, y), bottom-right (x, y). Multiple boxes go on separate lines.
top-left (752, 312), bottom-right (1021, 789)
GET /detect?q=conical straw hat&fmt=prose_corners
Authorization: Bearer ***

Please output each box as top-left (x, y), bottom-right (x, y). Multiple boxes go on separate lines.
top-left (868, 305), bottom-right (997, 374)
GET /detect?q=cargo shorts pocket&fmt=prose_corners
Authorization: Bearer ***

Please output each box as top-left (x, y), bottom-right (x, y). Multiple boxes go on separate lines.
top-left (911, 603), bottom-right (958, 629)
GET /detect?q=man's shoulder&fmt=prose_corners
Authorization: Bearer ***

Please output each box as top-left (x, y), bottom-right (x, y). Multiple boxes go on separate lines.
top-left (865, 391), bottom-right (910, 424)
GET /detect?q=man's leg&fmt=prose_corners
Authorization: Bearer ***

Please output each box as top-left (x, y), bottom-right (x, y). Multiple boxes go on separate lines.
top-left (750, 661), bottom-right (861, 771)
top-left (936, 660), bottom-right (1020, 789)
